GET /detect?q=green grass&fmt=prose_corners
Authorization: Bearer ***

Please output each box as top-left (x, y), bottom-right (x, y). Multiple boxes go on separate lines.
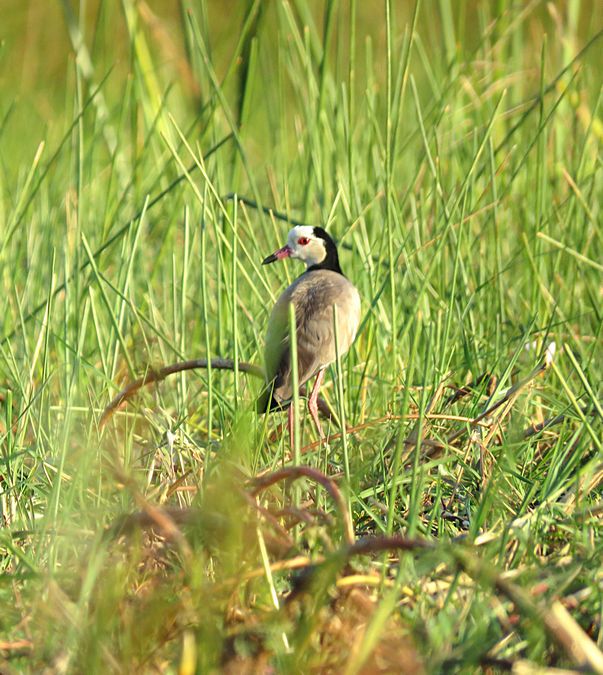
top-left (1, 1), bottom-right (602, 671)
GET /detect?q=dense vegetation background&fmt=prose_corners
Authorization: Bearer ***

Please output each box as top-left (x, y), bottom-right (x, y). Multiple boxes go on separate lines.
top-left (1, 1), bottom-right (602, 671)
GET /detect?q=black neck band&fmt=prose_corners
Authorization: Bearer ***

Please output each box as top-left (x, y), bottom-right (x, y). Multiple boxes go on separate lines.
top-left (307, 227), bottom-right (344, 275)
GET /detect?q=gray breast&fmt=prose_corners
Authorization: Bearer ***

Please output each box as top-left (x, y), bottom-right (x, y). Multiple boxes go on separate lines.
top-left (263, 269), bottom-right (361, 404)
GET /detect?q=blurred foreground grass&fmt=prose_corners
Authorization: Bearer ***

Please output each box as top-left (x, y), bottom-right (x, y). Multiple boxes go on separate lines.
top-left (0, 1), bottom-right (602, 671)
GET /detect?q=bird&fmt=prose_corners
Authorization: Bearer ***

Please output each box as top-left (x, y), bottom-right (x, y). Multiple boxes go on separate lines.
top-left (258, 225), bottom-right (361, 443)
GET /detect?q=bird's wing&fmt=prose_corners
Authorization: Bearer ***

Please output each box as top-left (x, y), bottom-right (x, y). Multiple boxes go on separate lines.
top-left (263, 291), bottom-right (292, 391)
top-left (266, 311), bottom-right (332, 403)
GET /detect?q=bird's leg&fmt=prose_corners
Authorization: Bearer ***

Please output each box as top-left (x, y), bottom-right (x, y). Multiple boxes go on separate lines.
top-left (308, 369), bottom-right (326, 440)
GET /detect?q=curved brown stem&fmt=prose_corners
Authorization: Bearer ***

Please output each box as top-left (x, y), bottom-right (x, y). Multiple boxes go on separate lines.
top-left (249, 465), bottom-right (354, 547)
top-left (99, 358), bottom-right (262, 427)
top-left (347, 534), bottom-right (433, 557)
top-left (99, 358), bottom-right (334, 428)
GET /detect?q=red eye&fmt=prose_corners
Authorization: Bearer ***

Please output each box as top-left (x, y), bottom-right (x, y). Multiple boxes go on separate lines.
top-left (298, 237), bottom-right (310, 246)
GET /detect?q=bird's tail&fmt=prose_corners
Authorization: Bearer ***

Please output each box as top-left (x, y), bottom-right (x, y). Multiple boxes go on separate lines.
top-left (256, 383), bottom-right (285, 414)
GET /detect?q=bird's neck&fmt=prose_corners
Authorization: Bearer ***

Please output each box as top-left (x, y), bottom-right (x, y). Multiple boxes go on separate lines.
top-left (306, 247), bottom-right (344, 275)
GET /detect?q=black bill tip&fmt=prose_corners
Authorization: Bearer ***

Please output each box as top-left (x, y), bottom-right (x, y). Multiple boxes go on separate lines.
top-left (262, 253), bottom-right (278, 265)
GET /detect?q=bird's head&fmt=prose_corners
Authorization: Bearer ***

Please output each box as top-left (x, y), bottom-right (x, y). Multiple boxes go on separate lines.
top-left (262, 225), bottom-right (338, 270)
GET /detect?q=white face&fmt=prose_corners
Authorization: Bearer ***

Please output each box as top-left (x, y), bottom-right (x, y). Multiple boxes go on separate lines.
top-left (287, 226), bottom-right (326, 267)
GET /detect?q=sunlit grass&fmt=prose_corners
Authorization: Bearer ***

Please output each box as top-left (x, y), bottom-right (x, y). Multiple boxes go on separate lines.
top-left (0, 0), bottom-right (602, 671)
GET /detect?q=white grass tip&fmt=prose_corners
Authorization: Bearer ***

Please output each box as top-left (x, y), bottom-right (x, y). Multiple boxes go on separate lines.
top-left (166, 429), bottom-right (176, 451)
top-left (544, 341), bottom-right (557, 366)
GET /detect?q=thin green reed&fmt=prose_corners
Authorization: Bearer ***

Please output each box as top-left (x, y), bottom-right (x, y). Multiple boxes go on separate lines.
top-left (200, 186), bottom-right (214, 443)
top-left (387, 314), bottom-right (421, 536)
top-left (385, 0), bottom-right (398, 363)
top-left (347, 0), bottom-right (356, 203)
top-left (232, 199), bottom-right (240, 410)
top-left (532, 37), bottom-right (547, 317)
top-left (332, 304), bottom-right (351, 505)
top-left (180, 208), bottom-right (191, 407)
